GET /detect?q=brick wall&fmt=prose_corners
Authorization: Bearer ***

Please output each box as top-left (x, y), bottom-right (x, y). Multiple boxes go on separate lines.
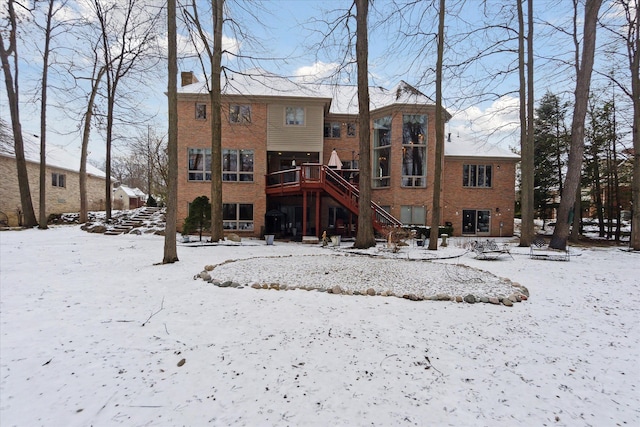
top-left (0, 155), bottom-right (107, 226)
top-left (176, 97), bottom-right (268, 235)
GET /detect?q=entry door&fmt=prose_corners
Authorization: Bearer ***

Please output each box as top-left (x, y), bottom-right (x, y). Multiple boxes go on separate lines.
top-left (462, 209), bottom-right (491, 235)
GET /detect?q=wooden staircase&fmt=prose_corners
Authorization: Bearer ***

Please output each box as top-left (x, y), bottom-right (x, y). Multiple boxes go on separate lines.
top-left (265, 164), bottom-right (402, 234)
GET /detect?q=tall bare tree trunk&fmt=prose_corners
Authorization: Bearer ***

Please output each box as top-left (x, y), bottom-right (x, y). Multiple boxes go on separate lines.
top-left (79, 65), bottom-right (105, 223)
top-left (550, 0), bottom-right (603, 250)
top-left (209, 0), bottom-right (224, 242)
top-left (354, 0), bottom-right (376, 249)
top-left (0, 0), bottom-right (37, 227)
top-left (163, 0), bottom-right (179, 263)
top-left (39, 0), bottom-right (56, 230)
top-left (631, 0), bottom-right (640, 250)
top-left (428, 0), bottom-right (446, 250)
top-left (518, 0), bottom-right (534, 246)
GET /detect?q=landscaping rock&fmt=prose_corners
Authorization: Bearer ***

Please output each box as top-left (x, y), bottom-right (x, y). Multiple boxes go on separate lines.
top-left (464, 294), bottom-right (476, 304)
top-left (366, 288), bottom-right (376, 296)
top-left (489, 297), bottom-right (500, 305)
top-left (502, 298), bottom-right (513, 307)
top-left (331, 285), bottom-right (343, 294)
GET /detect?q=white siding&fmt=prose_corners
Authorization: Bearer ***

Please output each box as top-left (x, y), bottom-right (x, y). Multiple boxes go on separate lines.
top-left (267, 103), bottom-right (324, 153)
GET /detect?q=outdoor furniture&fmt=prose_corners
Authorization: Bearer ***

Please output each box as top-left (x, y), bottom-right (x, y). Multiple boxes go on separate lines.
top-left (530, 237), bottom-right (570, 261)
top-left (470, 239), bottom-right (513, 260)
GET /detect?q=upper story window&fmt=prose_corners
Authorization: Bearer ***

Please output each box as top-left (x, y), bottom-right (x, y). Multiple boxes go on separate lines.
top-left (230, 104), bottom-right (252, 123)
top-left (373, 115), bottom-right (392, 188)
top-left (188, 148), bottom-right (211, 181)
top-left (463, 164), bottom-right (492, 187)
top-left (195, 103), bottom-right (207, 120)
top-left (285, 106), bottom-right (305, 126)
top-left (52, 172), bottom-right (66, 188)
top-left (402, 114), bottom-right (427, 187)
top-left (324, 122), bottom-right (341, 138)
top-left (223, 149), bottom-right (254, 182)
top-left (347, 122), bottom-right (356, 137)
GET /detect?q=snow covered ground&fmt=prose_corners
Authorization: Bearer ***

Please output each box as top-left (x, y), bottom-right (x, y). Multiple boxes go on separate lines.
top-left (1, 226), bottom-right (638, 426)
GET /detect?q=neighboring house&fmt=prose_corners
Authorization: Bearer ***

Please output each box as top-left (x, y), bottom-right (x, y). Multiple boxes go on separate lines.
top-left (177, 70), bottom-right (519, 238)
top-left (113, 185), bottom-right (146, 210)
top-left (0, 133), bottom-right (110, 226)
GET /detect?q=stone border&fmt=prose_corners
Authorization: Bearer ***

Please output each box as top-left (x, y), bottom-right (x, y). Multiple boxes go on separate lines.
top-left (193, 260), bottom-right (530, 307)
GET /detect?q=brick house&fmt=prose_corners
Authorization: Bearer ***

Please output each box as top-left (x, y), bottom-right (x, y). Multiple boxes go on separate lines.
top-left (177, 71), bottom-right (519, 238)
top-left (0, 134), bottom-right (109, 226)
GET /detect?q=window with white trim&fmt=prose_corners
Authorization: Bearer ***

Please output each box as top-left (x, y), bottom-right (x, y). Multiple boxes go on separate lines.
top-left (52, 172), bottom-right (66, 188)
top-left (230, 104), bottom-right (251, 123)
top-left (463, 164), bottom-right (492, 187)
top-left (223, 203), bottom-right (254, 231)
top-left (195, 103), bottom-right (207, 120)
top-left (223, 149), bottom-right (254, 182)
top-left (285, 106), bottom-right (305, 126)
top-left (323, 122), bottom-right (341, 138)
top-left (188, 148), bottom-right (211, 181)
top-left (400, 205), bottom-right (426, 225)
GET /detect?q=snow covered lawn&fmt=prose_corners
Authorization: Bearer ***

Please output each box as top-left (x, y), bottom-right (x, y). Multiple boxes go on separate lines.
top-left (1, 226), bottom-right (638, 426)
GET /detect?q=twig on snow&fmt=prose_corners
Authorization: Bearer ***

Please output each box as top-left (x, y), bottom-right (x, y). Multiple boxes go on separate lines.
top-left (379, 354), bottom-right (398, 367)
top-left (141, 296), bottom-right (165, 327)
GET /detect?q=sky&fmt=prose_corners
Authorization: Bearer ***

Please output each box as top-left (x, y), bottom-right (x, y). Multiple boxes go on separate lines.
top-left (0, 0), bottom-right (633, 165)
top-left (0, 218), bottom-right (638, 425)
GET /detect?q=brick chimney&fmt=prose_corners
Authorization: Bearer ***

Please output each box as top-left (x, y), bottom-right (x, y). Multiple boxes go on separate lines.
top-left (181, 71), bottom-right (199, 87)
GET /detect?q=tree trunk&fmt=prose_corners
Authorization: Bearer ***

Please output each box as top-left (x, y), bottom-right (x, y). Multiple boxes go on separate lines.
top-left (39, 0), bottom-right (55, 230)
top-left (550, 0), bottom-right (603, 250)
top-left (79, 66), bottom-right (105, 223)
top-left (0, 1), bottom-right (37, 227)
top-left (163, 0), bottom-right (179, 263)
top-left (518, 0), bottom-right (534, 246)
top-left (428, 0), bottom-right (446, 251)
top-left (209, 0), bottom-right (224, 242)
top-left (631, 2), bottom-right (640, 250)
top-left (353, 0), bottom-right (376, 249)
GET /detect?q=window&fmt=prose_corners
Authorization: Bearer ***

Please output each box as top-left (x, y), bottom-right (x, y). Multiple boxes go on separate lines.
top-left (463, 164), bottom-right (492, 187)
top-left (400, 205), bottom-right (426, 225)
top-left (402, 115), bottom-right (427, 187)
top-left (373, 116), bottom-right (392, 187)
top-left (285, 106), bottom-right (305, 125)
top-left (188, 148), bottom-right (211, 181)
top-left (324, 122), bottom-right (341, 138)
top-left (230, 104), bottom-right (251, 123)
top-left (462, 209), bottom-right (491, 234)
top-left (52, 173), bottom-right (66, 188)
top-left (223, 203), bottom-right (254, 231)
top-left (347, 122), bottom-right (356, 137)
top-left (195, 103), bottom-right (207, 120)
top-left (223, 149), bottom-right (254, 182)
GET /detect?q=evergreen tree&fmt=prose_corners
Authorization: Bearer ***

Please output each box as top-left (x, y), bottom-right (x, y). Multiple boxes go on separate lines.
top-left (534, 92), bottom-right (570, 227)
top-left (182, 196), bottom-right (211, 242)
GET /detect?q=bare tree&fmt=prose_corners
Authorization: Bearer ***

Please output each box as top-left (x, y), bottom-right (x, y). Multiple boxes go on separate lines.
top-left (35, 0), bottom-right (68, 229)
top-left (550, 0), bottom-right (603, 250)
top-left (428, 0), bottom-right (446, 250)
top-left (516, 0), bottom-right (535, 246)
top-left (164, 0), bottom-right (178, 263)
top-left (353, 0), bottom-right (376, 249)
top-left (600, 0), bottom-right (639, 250)
top-left (0, 0), bottom-right (37, 227)
top-left (92, 0), bottom-right (160, 220)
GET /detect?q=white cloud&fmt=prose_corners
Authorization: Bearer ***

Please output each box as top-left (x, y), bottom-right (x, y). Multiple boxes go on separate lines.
top-left (447, 95), bottom-right (521, 150)
top-left (293, 61), bottom-right (343, 83)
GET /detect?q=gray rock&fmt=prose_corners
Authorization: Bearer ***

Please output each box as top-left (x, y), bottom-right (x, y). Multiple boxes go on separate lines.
top-left (366, 288), bottom-right (376, 296)
top-left (204, 265), bottom-right (215, 271)
top-left (502, 298), bottom-right (514, 307)
top-left (480, 297), bottom-right (489, 303)
top-left (331, 285), bottom-right (343, 294)
top-left (436, 294), bottom-right (450, 301)
top-left (489, 297), bottom-right (500, 305)
top-left (199, 272), bottom-right (211, 281)
top-left (464, 294), bottom-right (476, 304)
top-left (219, 281), bottom-right (233, 288)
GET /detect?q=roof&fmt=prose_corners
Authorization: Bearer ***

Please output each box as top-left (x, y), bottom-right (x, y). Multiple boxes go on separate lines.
top-left (445, 139), bottom-right (520, 160)
top-left (0, 133), bottom-right (108, 178)
top-left (178, 70), bottom-right (437, 115)
top-left (116, 185), bottom-right (146, 198)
